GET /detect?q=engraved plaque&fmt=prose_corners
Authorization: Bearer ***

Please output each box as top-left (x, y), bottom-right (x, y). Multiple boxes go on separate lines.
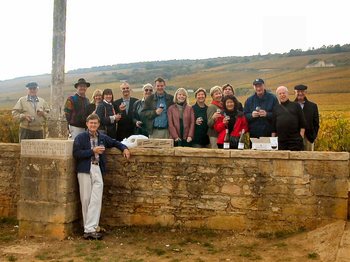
top-left (21, 139), bottom-right (73, 159)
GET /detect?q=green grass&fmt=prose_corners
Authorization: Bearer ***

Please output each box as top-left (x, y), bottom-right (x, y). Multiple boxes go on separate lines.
top-left (257, 228), bottom-right (305, 240)
top-left (274, 242), bottom-right (288, 248)
top-left (308, 252), bottom-right (319, 260)
top-left (7, 255), bottom-right (17, 262)
top-left (92, 241), bottom-right (106, 251)
top-left (146, 247), bottom-right (166, 256)
top-left (0, 217), bottom-right (17, 225)
top-left (238, 243), bottom-right (262, 260)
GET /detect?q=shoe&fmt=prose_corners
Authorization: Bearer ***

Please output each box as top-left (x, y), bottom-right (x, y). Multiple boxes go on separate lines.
top-left (83, 232), bottom-right (103, 240)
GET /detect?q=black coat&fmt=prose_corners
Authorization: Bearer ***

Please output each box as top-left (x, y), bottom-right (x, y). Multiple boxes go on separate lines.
top-left (95, 101), bottom-right (117, 139)
top-left (113, 97), bottom-right (138, 141)
top-left (295, 98), bottom-right (319, 143)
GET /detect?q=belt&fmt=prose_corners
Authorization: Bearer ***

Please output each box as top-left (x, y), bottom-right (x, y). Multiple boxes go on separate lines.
top-left (91, 161), bottom-right (99, 166)
top-left (153, 127), bottom-right (167, 130)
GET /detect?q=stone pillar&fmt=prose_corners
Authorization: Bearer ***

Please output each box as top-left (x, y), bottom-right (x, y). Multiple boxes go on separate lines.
top-left (47, 0), bottom-right (67, 138)
top-left (18, 140), bottom-right (79, 240)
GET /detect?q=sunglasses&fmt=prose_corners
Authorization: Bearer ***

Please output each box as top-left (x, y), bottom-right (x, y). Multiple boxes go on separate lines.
top-left (144, 89), bottom-right (153, 92)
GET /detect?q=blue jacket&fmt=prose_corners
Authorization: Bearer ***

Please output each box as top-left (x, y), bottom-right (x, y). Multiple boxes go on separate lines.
top-left (244, 91), bottom-right (278, 138)
top-left (73, 131), bottom-right (127, 175)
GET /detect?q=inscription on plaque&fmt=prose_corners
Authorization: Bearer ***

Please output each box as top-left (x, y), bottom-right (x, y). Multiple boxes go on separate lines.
top-left (21, 139), bottom-right (73, 158)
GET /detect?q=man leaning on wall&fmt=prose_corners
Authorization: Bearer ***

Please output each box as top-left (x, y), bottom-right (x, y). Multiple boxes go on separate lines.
top-left (73, 113), bottom-right (130, 240)
top-left (12, 82), bottom-right (50, 142)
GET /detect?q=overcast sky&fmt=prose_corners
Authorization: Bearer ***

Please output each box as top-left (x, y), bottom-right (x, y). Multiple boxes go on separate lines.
top-left (0, 0), bottom-right (349, 81)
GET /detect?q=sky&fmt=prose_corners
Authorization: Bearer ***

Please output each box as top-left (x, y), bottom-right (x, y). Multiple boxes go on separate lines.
top-left (0, 0), bottom-right (349, 81)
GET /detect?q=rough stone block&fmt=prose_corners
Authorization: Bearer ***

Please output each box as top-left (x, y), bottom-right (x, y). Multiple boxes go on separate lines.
top-left (18, 220), bottom-right (77, 240)
top-left (273, 160), bottom-right (304, 177)
top-left (17, 200), bottom-right (80, 223)
top-left (230, 197), bottom-right (256, 210)
top-left (175, 147), bottom-right (230, 158)
top-left (119, 214), bottom-right (175, 226)
top-left (231, 150), bottom-right (289, 159)
top-left (206, 215), bottom-right (246, 230)
top-left (221, 183), bottom-right (241, 195)
top-left (310, 178), bottom-right (348, 198)
top-left (289, 151), bottom-right (349, 161)
top-left (305, 161), bottom-right (349, 178)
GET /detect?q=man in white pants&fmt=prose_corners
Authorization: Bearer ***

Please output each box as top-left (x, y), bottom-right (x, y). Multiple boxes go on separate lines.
top-left (73, 114), bottom-right (130, 239)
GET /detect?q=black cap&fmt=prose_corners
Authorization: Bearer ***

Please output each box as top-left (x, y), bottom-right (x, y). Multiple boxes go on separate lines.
top-left (26, 82), bottom-right (38, 89)
top-left (294, 84), bottom-right (307, 91)
top-left (253, 78), bottom-right (264, 85)
top-left (74, 78), bottom-right (90, 88)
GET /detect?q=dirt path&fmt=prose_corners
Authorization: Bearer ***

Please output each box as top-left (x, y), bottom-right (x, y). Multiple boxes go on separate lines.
top-left (0, 220), bottom-right (347, 262)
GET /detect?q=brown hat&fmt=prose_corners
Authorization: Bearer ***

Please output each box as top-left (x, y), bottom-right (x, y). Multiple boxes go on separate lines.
top-left (74, 78), bottom-right (90, 88)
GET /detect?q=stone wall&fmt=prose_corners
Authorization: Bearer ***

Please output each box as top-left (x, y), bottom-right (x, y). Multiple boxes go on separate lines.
top-left (102, 148), bottom-right (350, 232)
top-left (0, 143), bottom-right (20, 217)
top-left (0, 142), bottom-right (349, 235)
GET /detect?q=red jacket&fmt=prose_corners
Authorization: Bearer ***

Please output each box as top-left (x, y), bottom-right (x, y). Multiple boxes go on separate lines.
top-left (214, 114), bottom-right (249, 144)
top-left (168, 104), bottom-right (195, 139)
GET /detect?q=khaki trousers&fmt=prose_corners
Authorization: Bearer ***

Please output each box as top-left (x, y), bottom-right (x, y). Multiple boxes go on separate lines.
top-left (78, 164), bottom-right (104, 233)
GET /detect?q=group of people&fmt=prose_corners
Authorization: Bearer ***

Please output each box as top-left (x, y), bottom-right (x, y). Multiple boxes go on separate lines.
top-left (64, 76), bottom-right (319, 151)
top-left (11, 76), bottom-right (319, 240)
top-left (12, 76), bottom-right (320, 151)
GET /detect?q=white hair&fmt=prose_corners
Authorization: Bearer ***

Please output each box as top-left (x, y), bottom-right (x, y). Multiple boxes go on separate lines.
top-left (276, 86), bottom-right (289, 94)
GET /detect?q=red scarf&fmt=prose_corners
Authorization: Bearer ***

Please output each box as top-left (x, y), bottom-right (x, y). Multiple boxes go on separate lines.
top-left (211, 100), bottom-right (223, 109)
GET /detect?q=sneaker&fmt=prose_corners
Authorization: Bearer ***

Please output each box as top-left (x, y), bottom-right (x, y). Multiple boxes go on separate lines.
top-left (83, 232), bottom-right (103, 240)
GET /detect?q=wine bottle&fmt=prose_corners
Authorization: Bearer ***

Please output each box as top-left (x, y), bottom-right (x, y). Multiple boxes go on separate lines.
top-left (238, 129), bottom-right (245, 150)
top-left (223, 128), bottom-right (230, 149)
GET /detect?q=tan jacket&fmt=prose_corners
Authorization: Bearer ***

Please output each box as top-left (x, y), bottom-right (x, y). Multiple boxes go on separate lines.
top-left (12, 96), bottom-right (50, 131)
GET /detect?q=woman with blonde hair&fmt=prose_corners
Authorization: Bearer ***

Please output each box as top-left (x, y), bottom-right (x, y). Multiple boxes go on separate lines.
top-left (167, 88), bottom-right (195, 147)
top-left (207, 85), bottom-right (223, 148)
top-left (86, 89), bottom-right (103, 116)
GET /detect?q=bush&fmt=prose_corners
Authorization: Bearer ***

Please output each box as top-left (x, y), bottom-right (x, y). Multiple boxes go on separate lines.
top-left (315, 112), bottom-right (350, 152)
top-left (0, 110), bottom-right (19, 143)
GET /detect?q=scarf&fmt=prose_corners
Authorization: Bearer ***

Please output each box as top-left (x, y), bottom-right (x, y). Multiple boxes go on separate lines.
top-left (211, 100), bottom-right (223, 109)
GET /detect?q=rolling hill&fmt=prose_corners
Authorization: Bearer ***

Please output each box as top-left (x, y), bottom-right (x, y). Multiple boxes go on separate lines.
top-left (1, 51), bottom-right (350, 113)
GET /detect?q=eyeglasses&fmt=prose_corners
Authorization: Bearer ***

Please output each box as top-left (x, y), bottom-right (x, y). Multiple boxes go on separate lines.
top-left (144, 89), bottom-right (153, 92)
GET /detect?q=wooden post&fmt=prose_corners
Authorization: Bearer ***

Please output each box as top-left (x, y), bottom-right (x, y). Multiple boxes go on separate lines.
top-left (48, 0), bottom-right (67, 138)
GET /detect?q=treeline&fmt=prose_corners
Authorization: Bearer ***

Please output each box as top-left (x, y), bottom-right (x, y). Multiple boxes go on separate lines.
top-left (288, 44), bottom-right (350, 57)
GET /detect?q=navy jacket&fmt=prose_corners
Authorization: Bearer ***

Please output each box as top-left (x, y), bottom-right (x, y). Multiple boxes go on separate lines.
top-left (73, 131), bottom-right (127, 175)
top-left (244, 91), bottom-right (278, 138)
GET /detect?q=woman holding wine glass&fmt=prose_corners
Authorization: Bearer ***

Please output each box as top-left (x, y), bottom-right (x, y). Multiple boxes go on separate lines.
top-left (95, 89), bottom-right (121, 139)
top-left (214, 95), bottom-right (248, 149)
